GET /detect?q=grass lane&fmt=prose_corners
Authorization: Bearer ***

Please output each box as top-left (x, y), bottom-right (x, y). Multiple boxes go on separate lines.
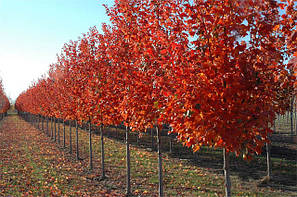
top-left (0, 115), bottom-right (296, 196)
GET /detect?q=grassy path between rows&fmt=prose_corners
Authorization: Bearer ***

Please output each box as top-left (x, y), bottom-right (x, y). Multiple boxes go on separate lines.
top-left (0, 114), bottom-right (296, 196)
top-left (0, 115), bottom-right (122, 196)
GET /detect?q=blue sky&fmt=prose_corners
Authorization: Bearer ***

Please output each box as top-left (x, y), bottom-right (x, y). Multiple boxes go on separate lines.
top-left (0, 0), bottom-right (114, 101)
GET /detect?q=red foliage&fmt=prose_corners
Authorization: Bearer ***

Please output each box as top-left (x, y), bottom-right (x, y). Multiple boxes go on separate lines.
top-left (0, 79), bottom-right (10, 113)
top-left (15, 0), bottom-right (296, 158)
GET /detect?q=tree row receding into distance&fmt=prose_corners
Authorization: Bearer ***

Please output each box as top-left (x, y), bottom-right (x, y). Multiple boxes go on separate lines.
top-left (15, 0), bottom-right (296, 196)
top-left (0, 79), bottom-right (10, 117)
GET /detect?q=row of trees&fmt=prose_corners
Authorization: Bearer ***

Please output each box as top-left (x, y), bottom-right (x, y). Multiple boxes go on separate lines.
top-left (15, 0), bottom-right (296, 196)
top-left (0, 79), bottom-right (10, 118)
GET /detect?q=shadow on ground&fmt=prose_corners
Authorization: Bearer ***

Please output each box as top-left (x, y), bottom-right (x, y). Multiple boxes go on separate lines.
top-left (103, 127), bottom-right (297, 193)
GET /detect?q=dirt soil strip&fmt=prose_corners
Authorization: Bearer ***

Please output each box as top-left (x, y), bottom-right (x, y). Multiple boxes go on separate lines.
top-left (0, 115), bottom-right (124, 196)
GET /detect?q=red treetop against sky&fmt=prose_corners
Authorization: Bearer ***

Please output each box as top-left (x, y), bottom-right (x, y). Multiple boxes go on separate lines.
top-left (15, 0), bottom-right (296, 158)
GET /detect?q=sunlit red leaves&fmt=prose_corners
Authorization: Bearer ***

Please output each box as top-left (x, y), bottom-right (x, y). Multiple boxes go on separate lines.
top-left (15, 0), bottom-right (296, 158)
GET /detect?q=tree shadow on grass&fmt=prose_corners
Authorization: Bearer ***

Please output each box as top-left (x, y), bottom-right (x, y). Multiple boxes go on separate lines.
top-left (102, 127), bottom-right (297, 193)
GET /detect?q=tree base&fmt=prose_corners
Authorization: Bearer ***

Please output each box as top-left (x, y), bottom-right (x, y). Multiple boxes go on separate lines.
top-left (258, 175), bottom-right (273, 186)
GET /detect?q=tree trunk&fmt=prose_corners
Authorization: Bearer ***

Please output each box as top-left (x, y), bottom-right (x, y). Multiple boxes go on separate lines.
top-left (100, 125), bottom-right (106, 180)
top-left (169, 137), bottom-right (173, 154)
top-left (295, 104), bottom-right (297, 135)
top-left (63, 120), bottom-right (66, 148)
top-left (273, 119), bottom-right (276, 133)
top-left (42, 116), bottom-right (44, 132)
top-left (38, 115), bottom-right (40, 130)
top-left (37, 115), bottom-right (39, 130)
top-left (223, 148), bottom-right (231, 197)
top-left (294, 98), bottom-right (297, 135)
top-left (54, 118), bottom-right (57, 142)
top-left (69, 121), bottom-right (72, 154)
top-left (57, 119), bottom-right (60, 144)
top-left (126, 126), bottom-right (131, 196)
top-left (156, 126), bottom-right (163, 197)
top-left (151, 128), bottom-right (154, 151)
top-left (291, 97), bottom-right (294, 135)
top-left (278, 115), bottom-right (281, 134)
top-left (46, 117), bottom-right (49, 136)
top-left (89, 122), bottom-right (93, 170)
top-left (115, 127), bottom-right (118, 139)
top-left (193, 151), bottom-right (198, 162)
top-left (51, 117), bottom-right (54, 140)
top-left (136, 133), bottom-right (139, 146)
top-left (75, 120), bottom-right (80, 160)
top-left (266, 141), bottom-right (272, 180)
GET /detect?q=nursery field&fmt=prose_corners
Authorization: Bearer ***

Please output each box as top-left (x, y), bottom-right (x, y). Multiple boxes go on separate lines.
top-left (0, 114), bottom-right (296, 197)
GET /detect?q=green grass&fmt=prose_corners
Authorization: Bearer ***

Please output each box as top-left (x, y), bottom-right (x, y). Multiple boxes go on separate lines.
top-left (1, 114), bottom-right (296, 196)
top-left (44, 117), bottom-right (297, 196)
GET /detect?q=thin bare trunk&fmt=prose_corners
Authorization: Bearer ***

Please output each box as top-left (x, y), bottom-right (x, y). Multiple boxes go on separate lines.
top-left (156, 126), bottom-right (163, 197)
top-left (57, 119), bottom-right (60, 144)
top-left (100, 125), bottom-right (106, 180)
top-left (63, 120), bottom-right (66, 148)
top-left (54, 118), bottom-right (57, 142)
top-left (291, 97), bottom-right (294, 135)
top-left (75, 121), bottom-right (79, 160)
top-left (126, 126), bottom-right (131, 196)
top-left (89, 122), bottom-right (93, 170)
top-left (266, 141), bottom-right (272, 179)
top-left (46, 117), bottom-right (49, 136)
top-left (69, 121), bottom-right (72, 154)
top-left (223, 148), bottom-right (231, 197)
